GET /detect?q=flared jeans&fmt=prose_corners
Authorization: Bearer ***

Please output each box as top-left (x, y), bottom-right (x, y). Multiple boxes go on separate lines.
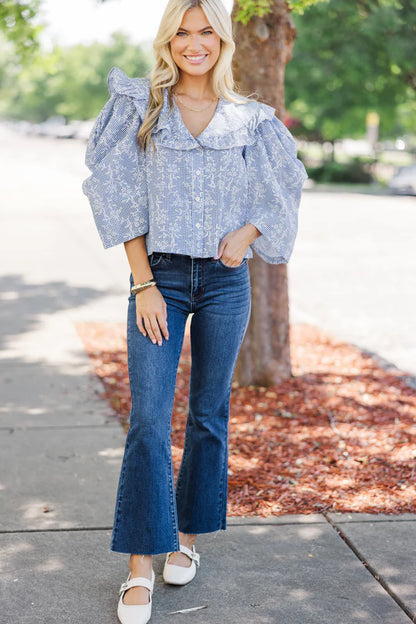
top-left (110, 252), bottom-right (251, 555)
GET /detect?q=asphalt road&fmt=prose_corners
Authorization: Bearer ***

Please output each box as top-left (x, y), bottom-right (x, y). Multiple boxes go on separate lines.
top-left (1, 123), bottom-right (415, 376)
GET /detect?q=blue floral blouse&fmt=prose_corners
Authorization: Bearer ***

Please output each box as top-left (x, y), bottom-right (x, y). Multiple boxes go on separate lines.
top-left (82, 66), bottom-right (308, 264)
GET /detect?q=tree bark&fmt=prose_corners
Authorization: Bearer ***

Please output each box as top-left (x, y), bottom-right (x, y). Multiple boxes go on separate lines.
top-left (232, 0), bottom-right (298, 386)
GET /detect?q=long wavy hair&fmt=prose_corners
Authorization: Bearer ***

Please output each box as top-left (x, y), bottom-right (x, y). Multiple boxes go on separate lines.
top-left (138, 0), bottom-right (257, 153)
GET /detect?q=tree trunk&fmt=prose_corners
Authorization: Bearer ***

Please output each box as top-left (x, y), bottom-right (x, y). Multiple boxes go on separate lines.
top-left (231, 0), bottom-right (297, 386)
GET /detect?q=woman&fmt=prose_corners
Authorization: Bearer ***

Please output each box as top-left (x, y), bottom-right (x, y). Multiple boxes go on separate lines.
top-left (82, 1), bottom-right (307, 622)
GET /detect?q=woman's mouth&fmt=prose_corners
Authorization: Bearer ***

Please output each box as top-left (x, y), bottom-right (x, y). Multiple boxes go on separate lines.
top-left (184, 54), bottom-right (207, 64)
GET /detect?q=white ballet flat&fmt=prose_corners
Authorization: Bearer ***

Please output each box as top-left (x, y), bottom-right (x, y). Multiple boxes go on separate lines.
top-left (163, 544), bottom-right (200, 585)
top-left (117, 568), bottom-right (155, 624)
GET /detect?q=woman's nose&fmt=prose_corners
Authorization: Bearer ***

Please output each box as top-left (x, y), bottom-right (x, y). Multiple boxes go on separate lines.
top-left (187, 34), bottom-right (204, 50)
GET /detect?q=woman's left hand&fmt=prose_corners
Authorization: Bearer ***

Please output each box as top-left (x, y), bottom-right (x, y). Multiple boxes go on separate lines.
top-left (215, 224), bottom-right (261, 267)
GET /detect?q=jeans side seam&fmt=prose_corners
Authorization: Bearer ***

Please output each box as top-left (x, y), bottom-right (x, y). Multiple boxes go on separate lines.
top-left (216, 304), bottom-right (251, 529)
top-left (168, 323), bottom-right (187, 550)
top-left (111, 434), bottom-right (131, 548)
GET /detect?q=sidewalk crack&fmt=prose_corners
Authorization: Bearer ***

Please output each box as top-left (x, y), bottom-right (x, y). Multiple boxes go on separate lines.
top-left (323, 512), bottom-right (416, 623)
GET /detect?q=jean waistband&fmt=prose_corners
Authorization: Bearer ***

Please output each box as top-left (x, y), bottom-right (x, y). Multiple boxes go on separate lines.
top-left (149, 252), bottom-right (217, 262)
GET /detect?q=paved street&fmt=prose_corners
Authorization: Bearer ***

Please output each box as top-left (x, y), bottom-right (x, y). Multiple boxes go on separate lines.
top-left (2, 124), bottom-right (415, 374)
top-left (1, 124), bottom-right (415, 623)
top-left (289, 182), bottom-right (416, 379)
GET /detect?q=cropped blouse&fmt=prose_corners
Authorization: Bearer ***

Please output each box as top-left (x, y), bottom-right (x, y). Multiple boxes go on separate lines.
top-left (82, 66), bottom-right (308, 264)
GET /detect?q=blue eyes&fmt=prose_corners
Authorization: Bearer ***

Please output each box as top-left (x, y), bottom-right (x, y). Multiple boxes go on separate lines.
top-left (177, 31), bottom-right (212, 36)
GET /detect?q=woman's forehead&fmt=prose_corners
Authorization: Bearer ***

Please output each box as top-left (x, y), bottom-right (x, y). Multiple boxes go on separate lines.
top-left (178, 6), bottom-right (211, 30)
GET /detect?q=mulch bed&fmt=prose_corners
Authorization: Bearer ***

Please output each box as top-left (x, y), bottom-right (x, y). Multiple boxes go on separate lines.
top-left (74, 321), bottom-right (416, 517)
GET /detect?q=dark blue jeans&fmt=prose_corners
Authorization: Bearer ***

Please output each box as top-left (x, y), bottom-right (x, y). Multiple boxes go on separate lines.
top-left (110, 252), bottom-right (251, 555)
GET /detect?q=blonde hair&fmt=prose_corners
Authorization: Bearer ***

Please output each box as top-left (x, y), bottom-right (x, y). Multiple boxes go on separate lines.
top-left (138, 0), bottom-right (256, 153)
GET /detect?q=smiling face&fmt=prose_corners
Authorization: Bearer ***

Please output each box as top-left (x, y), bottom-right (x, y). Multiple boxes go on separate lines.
top-left (170, 6), bottom-right (221, 78)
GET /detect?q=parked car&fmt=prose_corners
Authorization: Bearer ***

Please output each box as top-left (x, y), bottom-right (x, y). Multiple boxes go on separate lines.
top-left (72, 119), bottom-right (95, 141)
top-left (388, 164), bottom-right (416, 195)
top-left (35, 115), bottom-right (67, 137)
top-left (54, 120), bottom-right (84, 139)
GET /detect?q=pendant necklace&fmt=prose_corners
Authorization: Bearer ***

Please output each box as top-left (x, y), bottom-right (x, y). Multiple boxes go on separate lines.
top-left (172, 91), bottom-right (218, 113)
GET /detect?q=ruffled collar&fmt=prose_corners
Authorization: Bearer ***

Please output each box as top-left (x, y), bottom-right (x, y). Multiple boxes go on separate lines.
top-left (107, 66), bottom-right (276, 151)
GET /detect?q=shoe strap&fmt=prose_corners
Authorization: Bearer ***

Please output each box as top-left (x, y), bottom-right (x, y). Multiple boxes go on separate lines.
top-left (179, 544), bottom-right (200, 567)
top-left (119, 571), bottom-right (154, 595)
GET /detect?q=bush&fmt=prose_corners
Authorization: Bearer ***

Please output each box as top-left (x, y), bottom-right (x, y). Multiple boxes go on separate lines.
top-left (307, 157), bottom-right (376, 184)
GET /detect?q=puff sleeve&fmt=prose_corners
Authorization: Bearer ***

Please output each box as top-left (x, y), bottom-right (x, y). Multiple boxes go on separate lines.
top-left (82, 72), bottom-right (148, 249)
top-left (244, 113), bottom-right (308, 264)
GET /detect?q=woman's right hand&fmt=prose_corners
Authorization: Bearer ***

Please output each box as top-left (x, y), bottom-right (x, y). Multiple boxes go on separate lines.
top-left (135, 286), bottom-right (169, 346)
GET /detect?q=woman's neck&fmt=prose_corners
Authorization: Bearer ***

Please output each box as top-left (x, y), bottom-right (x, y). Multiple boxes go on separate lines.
top-left (174, 72), bottom-right (216, 100)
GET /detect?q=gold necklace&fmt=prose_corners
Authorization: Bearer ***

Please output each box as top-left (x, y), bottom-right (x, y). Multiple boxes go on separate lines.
top-left (172, 91), bottom-right (218, 113)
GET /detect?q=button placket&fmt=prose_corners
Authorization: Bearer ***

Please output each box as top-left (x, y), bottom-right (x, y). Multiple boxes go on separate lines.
top-left (192, 148), bottom-right (204, 254)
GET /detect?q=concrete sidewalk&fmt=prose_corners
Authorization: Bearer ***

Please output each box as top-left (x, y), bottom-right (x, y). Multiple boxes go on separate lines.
top-left (1, 348), bottom-right (416, 623)
top-left (1, 125), bottom-right (415, 623)
top-left (2, 339), bottom-right (416, 624)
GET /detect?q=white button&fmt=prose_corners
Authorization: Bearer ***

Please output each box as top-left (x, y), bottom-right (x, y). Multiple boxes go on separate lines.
top-left (195, 170), bottom-right (201, 175)
top-left (195, 196), bottom-right (200, 201)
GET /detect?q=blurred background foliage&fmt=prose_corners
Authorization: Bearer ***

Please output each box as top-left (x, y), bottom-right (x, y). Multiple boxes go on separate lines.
top-left (0, 0), bottom-right (42, 61)
top-left (285, 0), bottom-right (416, 141)
top-left (0, 0), bottom-right (415, 147)
top-left (0, 31), bottom-right (151, 121)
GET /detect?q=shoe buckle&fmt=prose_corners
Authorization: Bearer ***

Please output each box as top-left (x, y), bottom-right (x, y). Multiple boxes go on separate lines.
top-left (119, 581), bottom-right (129, 594)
